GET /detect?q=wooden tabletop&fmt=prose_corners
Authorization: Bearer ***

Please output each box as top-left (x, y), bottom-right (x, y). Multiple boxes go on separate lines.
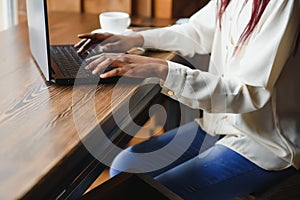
top-left (0, 12), bottom-right (177, 200)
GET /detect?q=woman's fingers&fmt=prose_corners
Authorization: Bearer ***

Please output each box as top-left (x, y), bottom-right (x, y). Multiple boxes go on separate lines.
top-left (76, 39), bottom-right (93, 54)
top-left (86, 56), bottom-right (115, 75)
top-left (85, 54), bottom-right (127, 76)
top-left (78, 33), bottom-right (114, 42)
top-left (84, 53), bottom-right (168, 79)
top-left (85, 54), bottom-right (106, 70)
top-left (92, 59), bottom-right (114, 75)
top-left (100, 66), bottom-right (125, 79)
top-left (75, 33), bottom-right (96, 51)
top-left (74, 38), bottom-right (87, 48)
top-left (75, 33), bottom-right (114, 54)
top-left (77, 33), bottom-right (95, 39)
top-left (85, 53), bottom-right (103, 63)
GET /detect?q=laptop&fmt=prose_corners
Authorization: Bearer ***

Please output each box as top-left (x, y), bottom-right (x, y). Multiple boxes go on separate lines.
top-left (26, 0), bottom-right (118, 85)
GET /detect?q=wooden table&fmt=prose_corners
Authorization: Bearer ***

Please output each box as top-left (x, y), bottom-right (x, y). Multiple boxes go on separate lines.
top-left (0, 12), bottom-right (179, 200)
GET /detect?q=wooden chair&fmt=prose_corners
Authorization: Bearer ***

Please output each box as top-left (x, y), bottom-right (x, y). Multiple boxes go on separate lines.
top-left (253, 172), bottom-right (300, 200)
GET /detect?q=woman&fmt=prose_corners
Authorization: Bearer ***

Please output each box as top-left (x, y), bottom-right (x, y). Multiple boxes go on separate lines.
top-left (75, 0), bottom-right (300, 199)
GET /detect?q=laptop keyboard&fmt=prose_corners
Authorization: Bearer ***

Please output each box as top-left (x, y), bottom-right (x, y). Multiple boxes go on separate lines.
top-left (50, 45), bottom-right (92, 78)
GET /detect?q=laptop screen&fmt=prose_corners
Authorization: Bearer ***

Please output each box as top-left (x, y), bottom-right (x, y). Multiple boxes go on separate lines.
top-left (26, 0), bottom-right (51, 81)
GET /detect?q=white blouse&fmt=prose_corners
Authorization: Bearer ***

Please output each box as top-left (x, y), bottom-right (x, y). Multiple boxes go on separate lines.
top-left (140, 0), bottom-right (300, 170)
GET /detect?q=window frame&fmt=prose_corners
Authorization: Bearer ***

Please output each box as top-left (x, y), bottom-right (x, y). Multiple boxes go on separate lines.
top-left (0, 0), bottom-right (18, 31)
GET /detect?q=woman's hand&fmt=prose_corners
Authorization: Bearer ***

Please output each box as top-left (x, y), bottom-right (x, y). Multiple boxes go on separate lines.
top-left (74, 33), bottom-right (144, 55)
top-left (85, 53), bottom-right (169, 80)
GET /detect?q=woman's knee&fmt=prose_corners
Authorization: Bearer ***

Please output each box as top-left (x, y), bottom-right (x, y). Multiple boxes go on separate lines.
top-left (109, 146), bottom-right (135, 177)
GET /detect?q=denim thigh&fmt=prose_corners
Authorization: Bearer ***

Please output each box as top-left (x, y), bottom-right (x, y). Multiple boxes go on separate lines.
top-left (110, 121), bottom-right (219, 177)
top-left (110, 121), bottom-right (297, 200)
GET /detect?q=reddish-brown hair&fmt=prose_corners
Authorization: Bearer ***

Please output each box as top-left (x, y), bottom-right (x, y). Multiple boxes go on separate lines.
top-left (218, 0), bottom-right (270, 49)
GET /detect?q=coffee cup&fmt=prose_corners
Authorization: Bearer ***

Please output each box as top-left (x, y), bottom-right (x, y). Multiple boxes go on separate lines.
top-left (99, 12), bottom-right (131, 34)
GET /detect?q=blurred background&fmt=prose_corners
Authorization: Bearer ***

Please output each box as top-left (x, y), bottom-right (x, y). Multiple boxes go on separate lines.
top-left (0, 0), bottom-right (210, 31)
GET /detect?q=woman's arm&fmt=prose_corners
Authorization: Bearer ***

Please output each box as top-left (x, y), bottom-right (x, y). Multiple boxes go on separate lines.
top-left (139, 0), bottom-right (218, 57)
top-left (161, 0), bottom-right (299, 113)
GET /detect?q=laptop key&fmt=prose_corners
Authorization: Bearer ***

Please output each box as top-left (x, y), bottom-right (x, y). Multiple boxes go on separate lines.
top-left (50, 45), bottom-right (86, 77)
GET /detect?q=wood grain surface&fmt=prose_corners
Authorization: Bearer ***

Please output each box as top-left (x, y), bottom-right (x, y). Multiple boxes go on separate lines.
top-left (0, 12), bottom-right (175, 199)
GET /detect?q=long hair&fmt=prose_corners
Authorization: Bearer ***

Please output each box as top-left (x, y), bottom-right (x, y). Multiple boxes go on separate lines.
top-left (218, 0), bottom-right (270, 49)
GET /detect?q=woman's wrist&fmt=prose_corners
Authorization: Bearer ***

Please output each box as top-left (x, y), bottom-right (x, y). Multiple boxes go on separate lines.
top-left (132, 33), bottom-right (144, 47)
top-left (157, 60), bottom-right (169, 80)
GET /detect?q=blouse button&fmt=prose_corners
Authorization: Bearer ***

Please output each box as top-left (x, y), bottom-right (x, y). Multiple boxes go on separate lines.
top-left (167, 90), bottom-right (174, 96)
top-left (222, 115), bottom-right (228, 119)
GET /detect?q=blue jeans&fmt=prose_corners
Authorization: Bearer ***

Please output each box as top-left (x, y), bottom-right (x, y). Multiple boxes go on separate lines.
top-left (110, 121), bottom-right (297, 200)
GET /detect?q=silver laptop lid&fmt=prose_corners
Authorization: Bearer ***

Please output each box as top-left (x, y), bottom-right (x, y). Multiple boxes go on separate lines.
top-left (26, 0), bottom-right (50, 81)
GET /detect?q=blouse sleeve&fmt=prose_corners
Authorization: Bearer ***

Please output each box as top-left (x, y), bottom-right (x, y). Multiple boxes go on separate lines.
top-left (139, 0), bottom-right (218, 57)
top-left (161, 0), bottom-right (299, 113)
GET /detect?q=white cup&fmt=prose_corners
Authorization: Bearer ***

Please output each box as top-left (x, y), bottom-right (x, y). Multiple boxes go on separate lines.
top-left (99, 12), bottom-right (131, 34)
